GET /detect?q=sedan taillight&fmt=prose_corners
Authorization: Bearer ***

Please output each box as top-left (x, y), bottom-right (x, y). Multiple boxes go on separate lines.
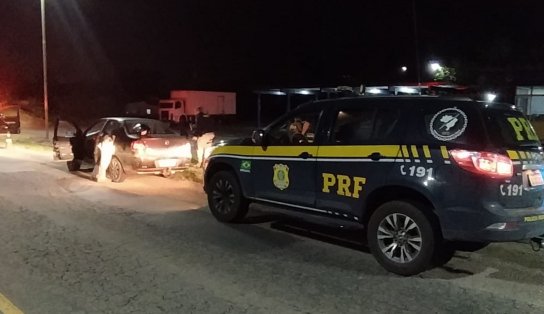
top-left (131, 140), bottom-right (146, 152)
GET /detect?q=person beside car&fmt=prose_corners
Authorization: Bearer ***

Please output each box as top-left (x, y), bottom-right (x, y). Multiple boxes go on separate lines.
top-left (191, 106), bottom-right (215, 167)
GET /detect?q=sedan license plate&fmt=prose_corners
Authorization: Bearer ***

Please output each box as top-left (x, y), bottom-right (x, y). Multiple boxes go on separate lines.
top-left (527, 170), bottom-right (544, 187)
top-left (155, 159), bottom-right (177, 168)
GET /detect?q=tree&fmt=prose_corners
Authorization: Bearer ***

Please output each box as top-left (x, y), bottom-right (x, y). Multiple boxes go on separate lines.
top-left (434, 66), bottom-right (456, 82)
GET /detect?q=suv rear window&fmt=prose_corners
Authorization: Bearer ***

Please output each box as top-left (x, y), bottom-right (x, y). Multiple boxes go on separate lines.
top-left (484, 109), bottom-right (540, 149)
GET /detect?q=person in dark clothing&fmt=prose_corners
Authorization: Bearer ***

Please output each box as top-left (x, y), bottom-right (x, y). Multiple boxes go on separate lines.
top-left (179, 114), bottom-right (190, 138)
top-left (191, 107), bottom-right (213, 137)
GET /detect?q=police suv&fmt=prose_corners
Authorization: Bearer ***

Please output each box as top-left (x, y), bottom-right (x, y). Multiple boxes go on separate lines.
top-left (204, 96), bottom-right (544, 275)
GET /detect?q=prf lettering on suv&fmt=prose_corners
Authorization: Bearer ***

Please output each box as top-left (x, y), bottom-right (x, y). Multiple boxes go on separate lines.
top-left (203, 96), bottom-right (544, 276)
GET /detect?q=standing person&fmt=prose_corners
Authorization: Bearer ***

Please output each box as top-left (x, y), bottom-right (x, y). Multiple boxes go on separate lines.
top-left (91, 133), bottom-right (116, 182)
top-left (179, 114), bottom-right (190, 138)
top-left (192, 106), bottom-right (215, 167)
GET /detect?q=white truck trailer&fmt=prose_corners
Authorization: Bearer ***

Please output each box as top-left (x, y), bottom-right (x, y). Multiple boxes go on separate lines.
top-left (158, 90), bottom-right (236, 122)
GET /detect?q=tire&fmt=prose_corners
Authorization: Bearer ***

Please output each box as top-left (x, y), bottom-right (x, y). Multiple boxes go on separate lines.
top-left (367, 200), bottom-right (439, 276)
top-left (67, 159), bottom-right (81, 172)
top-left (107, 156), bottom-right (126, 183)
top-left (162, 169), bottom-right (172, 178)
top-left (207, 171), bottom-right (249, 222)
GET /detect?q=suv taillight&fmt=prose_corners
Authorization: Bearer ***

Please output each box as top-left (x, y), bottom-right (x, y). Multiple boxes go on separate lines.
top-left (449, 149), bottom-right (513, 179)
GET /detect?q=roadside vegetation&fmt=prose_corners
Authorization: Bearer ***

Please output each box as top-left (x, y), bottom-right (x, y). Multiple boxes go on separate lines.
top-left (170, 166), bottom-right (204, 183)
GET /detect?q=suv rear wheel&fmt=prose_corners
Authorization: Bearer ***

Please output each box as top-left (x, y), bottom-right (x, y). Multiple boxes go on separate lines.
top-left (367, 200), bottom-right (438, 276)
top-left (208, 171), bottom-right (249, 222)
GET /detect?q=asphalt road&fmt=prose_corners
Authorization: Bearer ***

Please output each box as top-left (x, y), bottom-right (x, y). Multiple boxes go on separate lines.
top-left (0, 146), bottom-right (543, 314)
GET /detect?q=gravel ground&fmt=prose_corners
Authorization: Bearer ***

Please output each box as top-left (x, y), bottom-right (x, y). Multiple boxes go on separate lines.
top-left (0, 146), bottom-right (543, 314)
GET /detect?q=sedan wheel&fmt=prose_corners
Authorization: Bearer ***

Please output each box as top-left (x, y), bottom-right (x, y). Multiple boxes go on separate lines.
top-left (107, 157), bottom-right (126, 183)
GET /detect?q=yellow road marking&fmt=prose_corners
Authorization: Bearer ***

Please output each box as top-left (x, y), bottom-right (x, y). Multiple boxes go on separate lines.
top-left (0, 292), bottom-right (23, 314)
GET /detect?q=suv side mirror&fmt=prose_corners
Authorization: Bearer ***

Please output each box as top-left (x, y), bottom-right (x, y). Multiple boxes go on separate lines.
top-left (251, 129), bottom-right (266, 146)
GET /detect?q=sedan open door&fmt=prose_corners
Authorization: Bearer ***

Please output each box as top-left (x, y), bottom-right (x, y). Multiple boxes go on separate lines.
top-left (53, 118), bottom-right (82, 162)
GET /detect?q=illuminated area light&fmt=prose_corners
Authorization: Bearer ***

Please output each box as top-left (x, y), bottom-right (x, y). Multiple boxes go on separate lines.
top-left (429, 62), bottom-right (442, 72)
top-left (367, 88), bottom-right (382, 94)
top-left (366, 87), bottom-right (386, 95)
top-left (486, 92), bottom-right (497, 102)
top-left (398, 86), bottom-right (418, 94)
top-left (401, 66), bottom-right (408, 72)
top-left (298, 90), bottom-right (311, 95)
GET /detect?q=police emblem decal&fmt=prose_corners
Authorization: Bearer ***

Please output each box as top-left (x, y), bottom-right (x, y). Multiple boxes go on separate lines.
top-left (429, 107), bottom-right (468, 141)
top-left (273, 164), bottom-right (290, 190)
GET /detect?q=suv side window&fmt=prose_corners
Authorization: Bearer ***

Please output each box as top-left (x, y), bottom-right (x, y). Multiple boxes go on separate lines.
top-left (267, 108), bottom-right (321, 145)
top-left (329, 105), bottom-right (402, 145)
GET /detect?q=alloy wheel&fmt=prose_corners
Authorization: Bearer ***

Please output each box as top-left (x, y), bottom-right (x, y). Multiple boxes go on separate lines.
top-left (377, 213), bottom-right (423, 263)
top-left (212, 178), bottom-right (236, 214)
top-left (109, 159), bottom-right (122, 181)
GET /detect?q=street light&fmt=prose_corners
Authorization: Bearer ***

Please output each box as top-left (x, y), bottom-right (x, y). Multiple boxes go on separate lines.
top-left (401, 66), bottom-right (408, 72)
top-left (429, 62), bottom-right (442, 72)
top-left (40, 0), bottom-right (49, 139)
top-left (485, 92), bottom-right (497, 102)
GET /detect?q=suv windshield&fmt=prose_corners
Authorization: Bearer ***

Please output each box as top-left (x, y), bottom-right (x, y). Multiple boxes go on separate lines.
top-left (485, 109), bottom-right (541, 149)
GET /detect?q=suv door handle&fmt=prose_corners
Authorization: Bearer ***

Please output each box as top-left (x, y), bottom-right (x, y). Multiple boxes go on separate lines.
top-left (369, 152), bottom-right (382, 161)
top-left (298, 152), bottom-right (313, 159)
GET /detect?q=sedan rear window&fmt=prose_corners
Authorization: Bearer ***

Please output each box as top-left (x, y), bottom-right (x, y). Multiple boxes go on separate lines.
top-left (125, 120), bottom-right (176, 135)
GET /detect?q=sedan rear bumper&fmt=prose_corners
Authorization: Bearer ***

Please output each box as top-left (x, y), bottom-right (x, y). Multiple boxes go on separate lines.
top-left (129, 157), bottom-right (192, 174)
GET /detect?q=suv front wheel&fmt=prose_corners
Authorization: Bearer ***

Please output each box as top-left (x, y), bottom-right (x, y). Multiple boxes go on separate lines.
top-left (367, 200), bottom-right (439, 276)
top-left (208, 171), bottom-right (249, 222)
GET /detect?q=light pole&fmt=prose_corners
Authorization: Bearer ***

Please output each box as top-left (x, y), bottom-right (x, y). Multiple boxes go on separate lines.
top-left (412, 0), bottom-right (421, 87)
top-left (40, 0), bottom-right (49, 139)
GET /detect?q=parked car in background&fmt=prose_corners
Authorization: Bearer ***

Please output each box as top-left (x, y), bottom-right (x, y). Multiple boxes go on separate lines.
top-left (0, 105), bottom-right (21, 134)
top-left (53, 117), bottom-right (193, 182)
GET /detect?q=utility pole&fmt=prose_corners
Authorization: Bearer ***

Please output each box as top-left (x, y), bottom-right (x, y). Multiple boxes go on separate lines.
top-left (41, 0), bottom-right (49, 139)
top-left (412, 0), bottom-right (422, 90)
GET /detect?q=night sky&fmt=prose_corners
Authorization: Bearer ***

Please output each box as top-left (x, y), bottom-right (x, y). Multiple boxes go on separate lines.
top-left (1, 1), bottom-right (544, 117)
